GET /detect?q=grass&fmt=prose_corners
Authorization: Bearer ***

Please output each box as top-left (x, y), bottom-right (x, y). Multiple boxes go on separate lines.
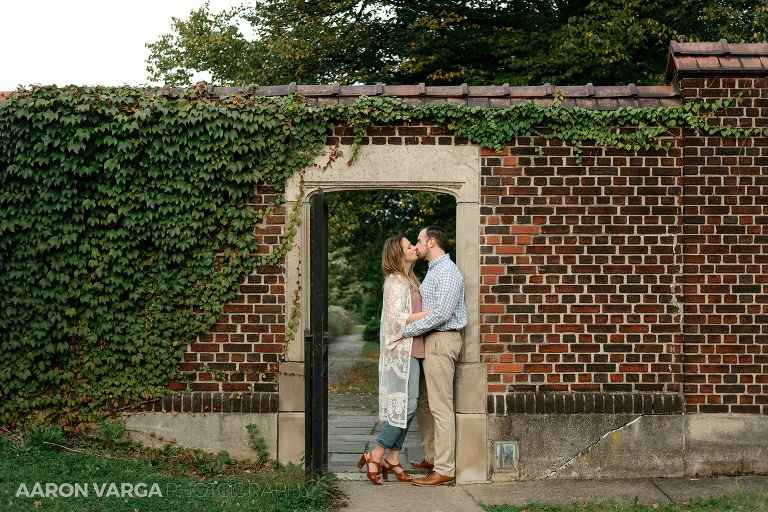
top-left (360, 339), bottom-right (379, 359)
top-left (1, 429), bottom-right (340, 511)
top-left (334, 361), bottom-right (378, 394)
top-left (481, 493), bottom-right (768, 512)
top-left (333, 326), bottom-right (380, 395)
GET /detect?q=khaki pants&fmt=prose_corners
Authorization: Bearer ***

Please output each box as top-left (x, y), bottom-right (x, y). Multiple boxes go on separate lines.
top-left (415, 330), bottom-right (462, 477)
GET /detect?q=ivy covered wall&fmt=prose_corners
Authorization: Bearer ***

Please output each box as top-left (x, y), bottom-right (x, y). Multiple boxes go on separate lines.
top-left (0, 74), bottom-right (759, 431)
top-left (0, 86), bottom-right (328, 429)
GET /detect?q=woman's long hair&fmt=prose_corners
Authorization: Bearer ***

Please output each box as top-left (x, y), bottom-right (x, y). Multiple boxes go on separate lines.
top-left (382, 235), bottom-right (420, 290)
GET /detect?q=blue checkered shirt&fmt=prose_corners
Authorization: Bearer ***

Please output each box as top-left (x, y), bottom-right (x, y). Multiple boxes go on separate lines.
top-left (403, 254), bottom-right (467, 337)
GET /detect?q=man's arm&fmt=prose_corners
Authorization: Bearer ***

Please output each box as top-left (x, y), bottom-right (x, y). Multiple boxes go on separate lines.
top-left (403, 270), bottom-right (462, 337)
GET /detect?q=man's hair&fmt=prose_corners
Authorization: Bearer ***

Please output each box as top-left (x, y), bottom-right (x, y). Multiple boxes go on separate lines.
top-left (423, 225), bottom-right (448, 252)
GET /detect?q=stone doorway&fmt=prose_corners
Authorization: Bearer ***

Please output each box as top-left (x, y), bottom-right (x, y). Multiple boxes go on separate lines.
top-left (279, 143), bottom-right (488, 483)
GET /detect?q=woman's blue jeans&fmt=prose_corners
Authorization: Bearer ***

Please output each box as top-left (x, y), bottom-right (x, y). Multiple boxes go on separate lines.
top-left (376, 356), bottom-right (420, 451)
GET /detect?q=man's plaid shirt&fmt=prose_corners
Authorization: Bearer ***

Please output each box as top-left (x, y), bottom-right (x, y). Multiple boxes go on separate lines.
top-left (403, 254), bottom-right (467, 337)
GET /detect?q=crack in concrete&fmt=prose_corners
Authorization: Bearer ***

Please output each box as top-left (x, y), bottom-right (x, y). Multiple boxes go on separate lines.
top-left (650, 478), bottom-right (676, 503)
top-left (546, 415), bottom-right (643, 478)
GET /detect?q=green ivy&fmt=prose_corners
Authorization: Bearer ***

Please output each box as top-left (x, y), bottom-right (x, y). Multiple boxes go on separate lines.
top-left (0, 85), bottom-right (331, 429)
top-left (327, 93), bottom-right (754, 161)
top-left (0, 84), bottom-right (754, 430)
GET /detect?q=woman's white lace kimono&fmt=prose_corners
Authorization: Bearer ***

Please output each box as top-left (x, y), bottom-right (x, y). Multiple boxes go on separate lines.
top-left (378, 273), bottom-right (415, 429)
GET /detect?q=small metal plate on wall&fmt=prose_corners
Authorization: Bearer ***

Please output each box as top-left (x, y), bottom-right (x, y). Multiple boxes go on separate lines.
top-left (495, 441), bottom-right (518, 471)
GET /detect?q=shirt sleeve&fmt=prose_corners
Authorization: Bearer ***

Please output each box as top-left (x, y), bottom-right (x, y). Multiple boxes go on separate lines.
top-left (403, 268), bottom-right (463, 337)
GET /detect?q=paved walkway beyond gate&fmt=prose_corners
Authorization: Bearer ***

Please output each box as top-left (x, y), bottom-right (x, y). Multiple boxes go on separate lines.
top-left (327, 332), bottom-right (426, 479)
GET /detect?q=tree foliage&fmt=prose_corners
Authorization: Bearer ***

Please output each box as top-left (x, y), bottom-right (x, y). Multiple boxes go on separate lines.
top-left (542, 0), bottom-right (768, 85)
top-left (146, 0), bottom-right (390, 86)
top-left (147, 0), bottom-right (768, 87)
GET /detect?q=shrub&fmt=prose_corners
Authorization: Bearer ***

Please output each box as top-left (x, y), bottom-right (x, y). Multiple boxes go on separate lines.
top-left (95, 419), bottom-right (129, 448)
top-left (328, 305), bottom-right (353, 341)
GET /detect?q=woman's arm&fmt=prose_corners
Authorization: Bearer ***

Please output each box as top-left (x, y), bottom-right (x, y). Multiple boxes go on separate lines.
top-left (407, 308), bottom-right (433, 324)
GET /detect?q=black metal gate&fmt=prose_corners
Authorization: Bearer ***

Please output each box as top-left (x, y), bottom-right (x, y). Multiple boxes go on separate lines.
top-left (304, 188), bottom-right (328, 476)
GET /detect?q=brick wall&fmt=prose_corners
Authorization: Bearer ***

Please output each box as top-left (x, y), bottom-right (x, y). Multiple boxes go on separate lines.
top-left (678, 76), bottom-right (768, 414)
top-left (161, 184), bottom-right (287, 413)
top-left (480, 139), bottom-right (687, 414)
top-left (161, 80), bottom-right (767, 417)
top-left (481, 77), bottom-right (768, 415)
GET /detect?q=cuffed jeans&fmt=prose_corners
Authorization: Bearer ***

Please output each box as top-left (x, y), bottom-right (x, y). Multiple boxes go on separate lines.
top-left (376, 356), bottom-right (420, 451)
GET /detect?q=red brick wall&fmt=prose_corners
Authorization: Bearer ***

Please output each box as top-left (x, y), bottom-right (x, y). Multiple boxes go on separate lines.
top-left (481, 77), bottom-right (768, 415)
top-left (161, 184), bottom-right (286, 413)
top-left (480, 139), bottom-right (688, 414)
top-left (162, 84), bottom-right (768, 415)
top-left (677, 77), bottom-right (768, 414)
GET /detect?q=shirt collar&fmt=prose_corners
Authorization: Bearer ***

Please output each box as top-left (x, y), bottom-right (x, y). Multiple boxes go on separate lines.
top-left (428, 253), bottom-right (450, 269)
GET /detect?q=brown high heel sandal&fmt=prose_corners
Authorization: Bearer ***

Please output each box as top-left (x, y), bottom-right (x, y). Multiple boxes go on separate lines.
top-left (357, 452), bottom-right (383, 485)
top-left (381, 459), bottom-right (414, 482)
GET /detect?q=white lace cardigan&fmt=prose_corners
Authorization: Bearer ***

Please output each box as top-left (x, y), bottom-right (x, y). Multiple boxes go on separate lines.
top-left (378, 272), bottom-right (415, 429)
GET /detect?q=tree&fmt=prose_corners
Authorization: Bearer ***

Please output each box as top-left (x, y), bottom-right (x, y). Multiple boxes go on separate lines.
top-left (145, 1), bottom-right (393, 86)
top-left (381, 0), bottom-right (588, 84)
top-left (533, 0), bottom-right (768, 85)
top-left (147, 0), bottom-right (768, 87)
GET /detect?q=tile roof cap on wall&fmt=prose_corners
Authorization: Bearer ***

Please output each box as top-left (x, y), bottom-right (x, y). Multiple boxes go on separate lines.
top-left (665, 39), bottom-right (768, 81)
top-left (0, 83), bottom-right (679, 110)
top-left (196, 82), bottom-right (679, 110)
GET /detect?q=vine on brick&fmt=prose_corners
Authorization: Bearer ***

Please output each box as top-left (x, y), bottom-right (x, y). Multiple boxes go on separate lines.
top-left (0, 84), bottom-right (754, 430)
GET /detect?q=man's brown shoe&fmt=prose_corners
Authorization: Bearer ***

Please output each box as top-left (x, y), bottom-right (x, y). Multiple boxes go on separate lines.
top-left (410, 459), bottom-right (434, 471)
top-left (412, 471), bottom-right (455, 486)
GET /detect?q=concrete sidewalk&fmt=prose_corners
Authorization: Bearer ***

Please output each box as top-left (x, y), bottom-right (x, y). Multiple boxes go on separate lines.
top-left (336, 475), bottom-right (768, 511)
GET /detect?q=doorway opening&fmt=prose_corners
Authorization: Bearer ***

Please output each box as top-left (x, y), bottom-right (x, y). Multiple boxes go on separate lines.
top-left (324, 190), bottom-right (457, 477)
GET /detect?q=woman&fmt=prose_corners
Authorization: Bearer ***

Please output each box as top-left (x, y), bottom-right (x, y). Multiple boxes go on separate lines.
top-left (357, 235), bottom-right (431, 484)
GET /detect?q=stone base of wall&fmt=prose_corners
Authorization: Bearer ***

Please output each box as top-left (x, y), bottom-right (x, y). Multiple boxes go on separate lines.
top-left (488, 414), bottom-right (768, 481)
top-left (124, 412), bottom-right (277, 461)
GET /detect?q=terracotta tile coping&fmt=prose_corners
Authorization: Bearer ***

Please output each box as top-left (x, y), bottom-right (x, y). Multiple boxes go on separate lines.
top-left (665, 39), bottom-right (768, 81)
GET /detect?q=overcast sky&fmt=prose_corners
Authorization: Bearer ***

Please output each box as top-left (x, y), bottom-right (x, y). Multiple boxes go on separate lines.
top-left (0, 0), bottom-right (245, 91)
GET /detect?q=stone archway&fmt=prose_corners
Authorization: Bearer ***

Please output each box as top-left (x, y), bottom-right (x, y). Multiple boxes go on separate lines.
top-left (278, 144), bottom-right (488, 483)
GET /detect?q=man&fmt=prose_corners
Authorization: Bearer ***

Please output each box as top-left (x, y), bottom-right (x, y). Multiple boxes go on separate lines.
top-left (402, 225), bottom-right (467, 486)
